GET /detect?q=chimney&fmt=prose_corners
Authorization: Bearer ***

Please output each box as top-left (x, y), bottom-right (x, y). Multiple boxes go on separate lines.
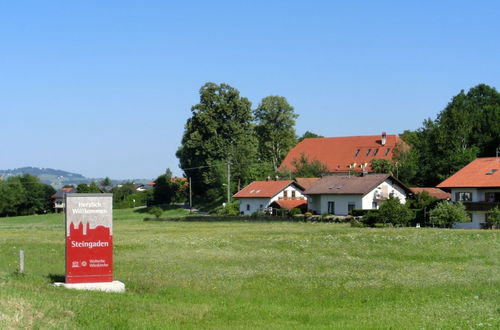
top-left (381, 132), bottom-right (387, 146)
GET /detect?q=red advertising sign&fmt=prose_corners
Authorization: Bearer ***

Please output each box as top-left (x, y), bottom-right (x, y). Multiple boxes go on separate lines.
top-left (65, 194), bottom-right (113, 283)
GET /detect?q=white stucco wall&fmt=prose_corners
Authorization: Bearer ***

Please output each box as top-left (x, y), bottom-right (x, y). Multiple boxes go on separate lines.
top-left (362, 179), bottom-right (407, 209)
top-left (453, 212), bottom-right (486, 229)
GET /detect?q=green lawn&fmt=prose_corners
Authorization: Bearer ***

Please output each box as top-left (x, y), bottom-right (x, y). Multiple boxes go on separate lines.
top-left (0, 209), bottom-right (499, 329)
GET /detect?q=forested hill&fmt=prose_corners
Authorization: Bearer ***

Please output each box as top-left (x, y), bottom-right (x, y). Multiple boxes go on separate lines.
top-left (0, 167), bottom-right (85, 178)
top-left (0, 167), bottom-right (88, 187)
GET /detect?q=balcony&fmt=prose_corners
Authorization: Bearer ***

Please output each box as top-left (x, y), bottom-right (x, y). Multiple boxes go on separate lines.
top-left (462, 202), bottom-right (500, 212)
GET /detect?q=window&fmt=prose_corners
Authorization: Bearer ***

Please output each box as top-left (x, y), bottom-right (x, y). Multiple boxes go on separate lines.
top-left (365, 148), bottom-right (371, 156)
top-left (354, 149), bottom-right (360, 156)
top-left (455, 192), bottom-right (472, 202)
top-left (327, 201), bottom-right (335, 214)
top-left (246, 204), bottom-right (250, 211)
top-left (373, 148), bottom-right (379, 156)
top-left (283, 190), bottom-right (288, 198)
top-left (385, 148), bottom-right (391, 156)
top-left (259, 204), bottom-right (263, 210)
top-left (291, 190), bottom-right (296, 198)
top-left (372, 202), bottom-right (378, 209)
top-left (348, 203), bottom-right (356, 214)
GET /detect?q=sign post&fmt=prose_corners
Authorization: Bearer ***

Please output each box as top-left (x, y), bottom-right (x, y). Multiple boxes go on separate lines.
top-left (54, 193), bottom-right (125, 292)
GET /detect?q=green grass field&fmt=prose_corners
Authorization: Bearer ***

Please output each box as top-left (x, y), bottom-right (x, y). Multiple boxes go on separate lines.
top-left (1, 208), bottom-right (499, 329)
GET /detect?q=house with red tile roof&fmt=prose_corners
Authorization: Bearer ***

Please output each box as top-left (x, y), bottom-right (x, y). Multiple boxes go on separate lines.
top-left (304, 174), bottom-right (411, 215)
top-left (410, 188), bottom-right (450, 200)
top-left (51, 187), bottom-right (75, 212)
top-left (233, 179), bottom-right (307, 215)
top-left (280, 132), bottom-right (404, 174)
top-left (437, 157), bottom-right (500, 229)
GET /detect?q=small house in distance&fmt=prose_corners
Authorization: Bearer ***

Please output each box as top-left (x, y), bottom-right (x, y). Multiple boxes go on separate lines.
top-left (51, 187), bottom-right (75, 212)
top-left (233, 179), bottom-right (306, 215)
top-left (304, 174), bottom-right (411, 215)
top-left (437, 157), bottom-right (500, 229)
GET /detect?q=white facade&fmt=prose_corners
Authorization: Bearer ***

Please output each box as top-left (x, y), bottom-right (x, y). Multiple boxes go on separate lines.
top-left (238, 185), bottom-right (306, 215)
top-left (307, 179), bottom-right (407, 215)
top-left (449, 187), bottom-right (500, 229)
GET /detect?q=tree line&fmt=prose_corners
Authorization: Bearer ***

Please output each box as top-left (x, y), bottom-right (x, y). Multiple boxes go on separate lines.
top-left (177, 82), bottom-right (500, 206)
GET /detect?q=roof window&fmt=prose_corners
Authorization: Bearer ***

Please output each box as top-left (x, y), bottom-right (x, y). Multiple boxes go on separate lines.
top-left (486, 169), bottom-right (498, 175)
top-left (354, 149), bottom-right (360, 156)
top-left (373, 148), bottom-right (379, 156)
top-left (385, 148), bottom-right (391, 156)
top-left (365, 148), bottom-right (371, 156)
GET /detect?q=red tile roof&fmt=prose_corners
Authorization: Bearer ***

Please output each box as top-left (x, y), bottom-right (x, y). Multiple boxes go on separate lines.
top-left (294, 177), bottom-right (320, 190)
top-left (437, 157), bottom-right (500, 188)
top-left (233, 180), bottom-right (296, 198)
top-left (271, 199), bottom-right (308, 210)
top-left (410, 187), bottom-right (451, 200)
top-left (280, 134), bottom-right (403, 173)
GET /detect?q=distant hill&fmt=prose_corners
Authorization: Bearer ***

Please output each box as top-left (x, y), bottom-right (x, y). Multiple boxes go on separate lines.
top-left (0, 167), bottom-right (152, 189)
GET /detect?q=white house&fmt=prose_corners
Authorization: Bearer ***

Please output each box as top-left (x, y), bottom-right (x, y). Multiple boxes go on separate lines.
top-left (51, 187), bottom-right (75, 212)
top-left (304, 174), bottom-right (411, 215)
top-left (437, 157), bottom-right (500, 229)
top-left (233, 180), bottom-right (306, 215)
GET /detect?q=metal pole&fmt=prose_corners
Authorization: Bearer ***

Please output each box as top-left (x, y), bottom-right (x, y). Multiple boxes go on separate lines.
top-left (227, 162), bottom-right (231, 205)
top-left (19, 250), bottom-right (24, 274)
top-left (189, 177), bottom-right (192, 212)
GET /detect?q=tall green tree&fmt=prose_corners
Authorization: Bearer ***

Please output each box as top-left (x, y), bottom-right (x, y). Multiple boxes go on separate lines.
top-left (254, 96), bottom-right (298, 171)
top-left (176, 82), bottom-right (257, 203)
top-left (405, 84), bottom-right (500, 186)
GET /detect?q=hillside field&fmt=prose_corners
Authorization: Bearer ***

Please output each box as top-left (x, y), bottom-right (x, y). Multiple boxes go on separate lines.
top-left (0, 209), bottom-right (499, 329)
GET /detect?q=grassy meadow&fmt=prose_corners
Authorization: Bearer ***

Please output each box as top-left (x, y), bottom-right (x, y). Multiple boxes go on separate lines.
top-left (0, 208), bottom-right (499, 329)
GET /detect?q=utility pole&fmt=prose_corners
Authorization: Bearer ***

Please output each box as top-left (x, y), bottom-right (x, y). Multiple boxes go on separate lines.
top-left (227, 162), bottom-right (231, 205)
top-left (189, 177), bottom-right (192, 212)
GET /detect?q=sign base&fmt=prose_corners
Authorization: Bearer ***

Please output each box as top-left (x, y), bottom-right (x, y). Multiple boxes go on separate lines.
top-left (54, 280), bottom-right (125, 293)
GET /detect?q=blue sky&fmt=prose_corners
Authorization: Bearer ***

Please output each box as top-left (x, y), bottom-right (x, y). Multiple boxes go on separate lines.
top-left (1, 1), bottom-right (499, 179)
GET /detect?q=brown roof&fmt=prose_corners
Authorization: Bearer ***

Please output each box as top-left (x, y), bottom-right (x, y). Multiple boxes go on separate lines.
top-left (271, 199), bottom-right (308, 210)
top-left (233, 180), bottom-right (296, 198)
top-left (437, 157), bottom-right (500, 188)
top-left (304, 174), bottom-right (405, 195)
top-left (280, 134), bottom-right (403, 173)
top-left (294, 177), bottom-right (320, 190)
top-left (410, 187), bottom-right (450, 200)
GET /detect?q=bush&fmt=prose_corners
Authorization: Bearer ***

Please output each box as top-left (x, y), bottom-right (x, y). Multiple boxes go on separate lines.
top-left (148, 206), bottom-right (163, 218)
top-left (350, 209), bottom-right (371, 217)
top-left (304, 212), bottom-right (313, 217)
top-left (376, 196), bottom-right (414, 226)
top-left (486, 206), bottom-right (500, 229)
top-left (361, 210), bottom-right (380, 227)
top-left (214, 201), bottom-right (240, 216)
top-left (289, 208), bottom-right (302, 216)
top-left (429, 201), bottom-right (469, 228)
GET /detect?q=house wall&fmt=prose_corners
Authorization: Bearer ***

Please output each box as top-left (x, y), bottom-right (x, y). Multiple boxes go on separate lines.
top-left (450, 187), bottom-right (500, 229)
top-left (362, 179), bottom-right (407, 209)
top-left (453, 212), bottom-right (486, 229)
top-left (307, 195), bottom-right (362, 215)
top-left (238, 198), bottom-right (272, 215)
